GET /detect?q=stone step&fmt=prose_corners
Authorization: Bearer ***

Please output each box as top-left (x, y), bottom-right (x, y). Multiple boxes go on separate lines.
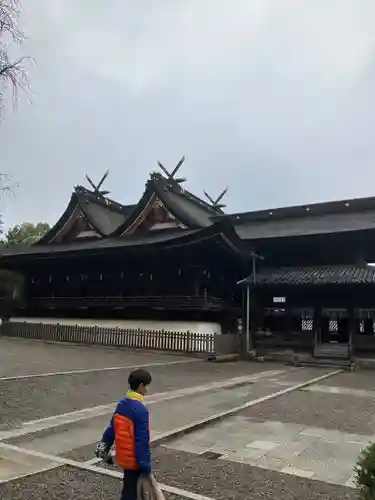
top-left (299, 358), bottom-right (355, 371)
top-left (315, 344), bottom-right (349, 351)
top-left (316, 346), bottom-right (349, 352)
top-left (315, 353), bottom-right (349, 360)
top-left (314, 344), bottom-right (350, 360)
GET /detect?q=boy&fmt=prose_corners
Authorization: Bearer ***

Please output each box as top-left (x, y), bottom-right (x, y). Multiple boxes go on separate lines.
top-left (96, 369), bottom-right (152, 500)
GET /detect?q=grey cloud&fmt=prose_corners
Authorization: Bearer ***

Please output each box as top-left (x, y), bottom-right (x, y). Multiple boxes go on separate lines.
top-left (1, 0), bottom-right (375, 228)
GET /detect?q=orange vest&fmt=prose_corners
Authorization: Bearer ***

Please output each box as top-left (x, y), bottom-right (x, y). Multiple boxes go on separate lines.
top-left (114, 413), bottom-right (138, 469)
top-left (113, 391), bottom-right (150, 471)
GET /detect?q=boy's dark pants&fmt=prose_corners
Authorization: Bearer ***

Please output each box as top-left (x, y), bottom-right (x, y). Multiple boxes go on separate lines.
top-left (121, 470), bottom-right (140, 500)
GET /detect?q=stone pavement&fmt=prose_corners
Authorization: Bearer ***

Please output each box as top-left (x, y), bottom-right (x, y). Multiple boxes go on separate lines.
top-left (162, 370), bottom-right (375, 489)
top-left (152, 446), bottom-right (357, 500)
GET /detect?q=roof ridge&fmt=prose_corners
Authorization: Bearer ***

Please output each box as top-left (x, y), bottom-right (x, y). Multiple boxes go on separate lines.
top-left (182, 188), bottom-right (224, 214)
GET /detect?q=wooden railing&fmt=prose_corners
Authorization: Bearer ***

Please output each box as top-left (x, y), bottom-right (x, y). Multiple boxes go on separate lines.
top-left (28, 295), bottom-right (228, 310)
top-left (0, 321), bottom-right (240, 355)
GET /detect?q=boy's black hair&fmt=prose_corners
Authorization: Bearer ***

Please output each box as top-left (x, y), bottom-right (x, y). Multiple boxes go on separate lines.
top-left (128, 369), bottom-right (152, 391)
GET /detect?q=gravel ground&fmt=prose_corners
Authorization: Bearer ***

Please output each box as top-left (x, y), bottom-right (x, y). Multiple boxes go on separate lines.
top-left (0, 465), bottom-right (184, 500)
top-left (75, 446), bottom-right (357, 499)
top-left (0, 361), bottom-right (273, 427)
top-left (62, 444), bottom-right (97, 461)
top-left (243, 389), bottom-right (375, 435)
top-left (0, 337), bottom-right (190, 377)
top-left (319, 371), bottom-right (375, 390)
top-left (152, 446), bottom-right (357, 500)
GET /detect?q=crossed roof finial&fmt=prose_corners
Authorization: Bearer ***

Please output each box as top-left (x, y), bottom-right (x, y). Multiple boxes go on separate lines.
top-left (203, 186), bottom-right (228, 210)
top-left (157, 156), bottom-right (186, 189)
top-left (85, 170), bottom-right (110, 199)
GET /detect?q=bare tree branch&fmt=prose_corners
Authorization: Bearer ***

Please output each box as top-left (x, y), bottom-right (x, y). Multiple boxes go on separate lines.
top-left (0, 172), bottom-right (19, 234)
top-left (0, 0), bottom-right (29, 115)
top-left (0, 172), bottom-right (18, 195)
top-left (0, 1), bottom-right (28, 233)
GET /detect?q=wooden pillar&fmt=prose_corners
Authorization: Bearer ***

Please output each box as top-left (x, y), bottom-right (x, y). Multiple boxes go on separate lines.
top-left (240, 283), bottom-right (256, 354)
top-left (312, 306), bottom-right (321, 356)
top-left (239, 286), bottom-right (246, 353)
top-left (347, 306), bottom-right (355, 361)
top-left (245, 284), bottom-right (251, 352)
top-left (193, 270), bottom-right (200, 297)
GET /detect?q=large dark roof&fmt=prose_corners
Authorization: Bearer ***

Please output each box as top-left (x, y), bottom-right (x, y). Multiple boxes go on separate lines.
top-left (1, 222), bottom-right (246, 259)
top-left (216, 196), bottom-right (375, 240)
top-left (34, 169), bottom-right (375, 246)
top-left (3, 229), bottom-right (194, 256)
top-left (239, 265), bottom-right (375, 286)
top-left (225, 196), bottom-right (375, 223)
top-left (39, 172), bottom-right (223, 244)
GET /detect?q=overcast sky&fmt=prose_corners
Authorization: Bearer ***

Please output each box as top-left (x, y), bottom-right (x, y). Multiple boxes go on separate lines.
top-left (1, 0), bottom-right (375, 229)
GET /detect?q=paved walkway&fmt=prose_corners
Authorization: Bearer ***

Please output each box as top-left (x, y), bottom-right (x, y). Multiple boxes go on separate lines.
top-left (163, 416), bottom-right (364, 486)
top-left (163, 372), bottom-right (375, 489)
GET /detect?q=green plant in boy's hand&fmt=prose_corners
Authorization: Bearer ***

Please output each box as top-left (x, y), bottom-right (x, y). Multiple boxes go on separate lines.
top-left (354, 442), bottom-right (375, 499)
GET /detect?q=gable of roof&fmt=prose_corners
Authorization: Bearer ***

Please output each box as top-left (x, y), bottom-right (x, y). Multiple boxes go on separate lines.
top-left (36, 194), bottom-right (81, 244)
top-left (36, 187), bottom-right (134, 244)
top-left (152, 175), bottom-right (218, 228)
top-left (75, 188), bottom-right (129, 236)
top-left (112, 173), bottom-right (222, 236)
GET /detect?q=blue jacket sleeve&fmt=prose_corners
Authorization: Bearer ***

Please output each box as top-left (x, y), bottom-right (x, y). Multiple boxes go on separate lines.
top-left (134, 406), bottom-right (151, 474)
top-left (102, 405), bottom-right (119, 447)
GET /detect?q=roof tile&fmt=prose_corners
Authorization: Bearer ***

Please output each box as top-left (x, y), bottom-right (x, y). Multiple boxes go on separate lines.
top-left (241, 265), bottom-right (375, 286)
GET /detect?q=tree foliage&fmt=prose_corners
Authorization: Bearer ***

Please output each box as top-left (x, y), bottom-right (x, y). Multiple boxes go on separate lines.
top-left (0, 268), bottom-right (24, 318)
top-left (0, 268), bottom-right (23, 297)
top-left (0, 0), bottom-right (28, 115)
top-left (1, 221), bottom-right (50, 246)
top-left (0, 173), bottom-right (16, 229)
top-left (354, 442), bottom-right (375, 500)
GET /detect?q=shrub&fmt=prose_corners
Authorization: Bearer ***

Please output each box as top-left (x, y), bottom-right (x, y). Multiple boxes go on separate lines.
top-left (0, 269), bottom-right (24, 318)
top-left (354, 442), bottom-right (375, 500)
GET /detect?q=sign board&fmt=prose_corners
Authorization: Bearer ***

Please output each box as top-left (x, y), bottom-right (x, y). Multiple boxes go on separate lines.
top-left (273, 296), bottom-right (286, 303)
